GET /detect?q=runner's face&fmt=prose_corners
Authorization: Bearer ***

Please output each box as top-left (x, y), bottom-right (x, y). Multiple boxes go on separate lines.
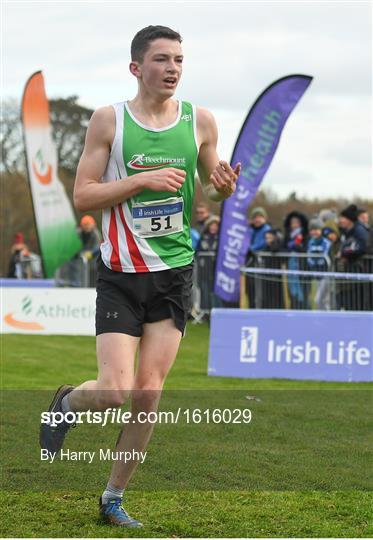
top-left (138, 39), bottom-right (183, 96)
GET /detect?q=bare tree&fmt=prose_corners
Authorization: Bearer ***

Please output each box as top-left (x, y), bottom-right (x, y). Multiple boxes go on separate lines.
top-left (1, 95), bottom-right (93, 175)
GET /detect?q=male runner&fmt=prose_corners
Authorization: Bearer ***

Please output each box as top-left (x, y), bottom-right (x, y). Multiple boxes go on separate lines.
top-left (40, 25), bottom-right (240, 527)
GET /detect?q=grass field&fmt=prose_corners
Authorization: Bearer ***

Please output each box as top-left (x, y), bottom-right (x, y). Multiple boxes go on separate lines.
top-left (1, 323), bottom-right (372, 538)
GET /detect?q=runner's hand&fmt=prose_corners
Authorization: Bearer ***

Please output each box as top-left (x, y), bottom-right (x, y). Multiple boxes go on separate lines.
top-left (141, 168), bottom-right (186, 193)
top-left (210, 161), bottom-right (241, 198)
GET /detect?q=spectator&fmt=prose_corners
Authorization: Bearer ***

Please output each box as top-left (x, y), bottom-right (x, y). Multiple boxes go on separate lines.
top-left (76, 215), bottom-right (101, 286)
top-left (197, 215), bottom-right (220, 253)
top-left (307, 218), bottom-right (331, 271)
top-left (263, 228), bottom-right (283, 253)
top-left (358, 208), bottom-right (369, 227)
top-left (196, 215), bottom-right (222, 311)
top-left (319, 208), bottom-right (337, 225)
top-left (322, 219), bottom-right (340, 259)
top-left (244, 208), bottom-right (272, 309)
top-left (64, 216), bottom-right (101, 287)
top-left (307, 218), bottom-right (331, 310)
top-left (284, 211), bottom-right (308, 253)
top-left (338, 204), bottom-right (368, 261)
top-left (337, 204), bottom-right (369, 311)
top-left (260, 228), bottom-right (284, 309)
top-left (244, 207), bottom-right (270, 308)
top-left (194, 202), bottom-right (211, 234)
top-left (283, 211), bottom-right (309, 309)
top-left (79, 215), bottom-right (101, 259)
top-left (357, 209), bottom-right (373, 310)
top-left (190, 228), bottom-right (200, 250)
top-left (358, 208), bottom-right (373, 255)
top-left (249, 207), bottom-right (271, 253)
top-left (7, 232), bottom-right (42, 279)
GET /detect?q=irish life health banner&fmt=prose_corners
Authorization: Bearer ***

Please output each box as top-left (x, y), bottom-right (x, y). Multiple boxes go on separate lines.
top-left (21, 71), bottom-right (82, 277)
top-left (208, 309), bottom-right (373, 382)
top-left (215, 75), bottom-right (313, 303)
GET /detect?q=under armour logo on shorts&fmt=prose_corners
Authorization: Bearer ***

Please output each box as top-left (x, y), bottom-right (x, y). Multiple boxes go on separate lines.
top-left (106, 311), bottom-right (118, 318)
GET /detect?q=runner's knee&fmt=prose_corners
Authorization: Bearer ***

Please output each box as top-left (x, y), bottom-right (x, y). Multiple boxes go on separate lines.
top-left (132, 385), bottom-right (162, 412)
top-left (96, 387), bottom-right (131, 409)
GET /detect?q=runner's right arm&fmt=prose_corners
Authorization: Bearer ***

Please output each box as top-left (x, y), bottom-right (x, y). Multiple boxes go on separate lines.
top-left (74, 107), bottom-right (186, 212)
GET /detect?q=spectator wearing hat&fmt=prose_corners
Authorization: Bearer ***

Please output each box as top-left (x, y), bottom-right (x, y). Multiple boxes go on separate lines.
top-left (322, 219), bottom-right (340, 259)
top-left (307, 219), bottom-right (331, 310)
top-left (337, 204), bottom-right (369, 311)
top-left (79, 215), bottom-right (101, 259)
top-left (283, 211), bottom-right (308, 253)
top-left (7, 232), bottom-right (42, 279)
top-left (64, 216), bottom-right (102, 287)
top-left (244, 207), bottom-right (271, 309)
top-left (249, 207), bottom-right (271, 253)
top-left (319, 208), bottom-right (338, 226)
top-left (338, 204), bottom-right (368, 261)
top-left (77, 215), bottom-right (102, 286)
top-left (307, 218), bottom-right (331, 271)
top-left (197, 215), bottom-right (220, 253)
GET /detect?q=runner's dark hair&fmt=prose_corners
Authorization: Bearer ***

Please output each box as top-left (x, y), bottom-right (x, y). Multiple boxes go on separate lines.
top-left (131, 26), bottom-right (182, 62)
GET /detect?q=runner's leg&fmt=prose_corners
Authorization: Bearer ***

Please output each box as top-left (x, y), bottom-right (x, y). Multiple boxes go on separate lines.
top-left (107, 319), bottom-right (182, 488)
top-left (67, 333), bottom-right (140, 411)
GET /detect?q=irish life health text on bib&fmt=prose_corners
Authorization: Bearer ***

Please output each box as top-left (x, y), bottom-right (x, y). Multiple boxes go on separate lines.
top-left (132, 197), bottom-right (184, 238)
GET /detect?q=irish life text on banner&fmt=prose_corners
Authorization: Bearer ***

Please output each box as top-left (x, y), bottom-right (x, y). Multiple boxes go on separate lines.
top-left (214, 75), bottom-right (313, 303)
top-left (208, 309), bottom-right (373, 382)
top-left (21, 71), bottom-right (82, 277)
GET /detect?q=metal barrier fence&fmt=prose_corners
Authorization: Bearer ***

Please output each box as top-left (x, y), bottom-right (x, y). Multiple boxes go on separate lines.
top-left (240, 252), bottom-right (373, 312)
top-left (54, 254), bottom-right (92, 287)
top-left (334, 255), bottom-right (373, 311)
top-left (51, 251), bottom-right (373, 314)
top-left (9, 254), bottom-right (43, 279)
top-left (192, 251), bottom-right (222, 322)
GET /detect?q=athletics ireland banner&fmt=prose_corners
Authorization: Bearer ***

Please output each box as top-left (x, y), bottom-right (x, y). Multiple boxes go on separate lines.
top-left (21, 71), bottom-right (82, 277)
top-left (214, 75), bottom-right (313, 302)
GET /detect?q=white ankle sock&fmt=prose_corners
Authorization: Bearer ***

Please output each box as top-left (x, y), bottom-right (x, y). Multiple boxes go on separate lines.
top-left (102, 484), bottom-right (125, 503)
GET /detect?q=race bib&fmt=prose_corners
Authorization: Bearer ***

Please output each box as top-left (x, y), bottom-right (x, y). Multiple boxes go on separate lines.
top-left (132, 197), bottom-right (184, 238)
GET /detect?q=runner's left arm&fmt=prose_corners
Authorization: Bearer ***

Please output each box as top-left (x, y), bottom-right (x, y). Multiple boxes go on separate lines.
top-left (196, 108), bottom-right (241, 202)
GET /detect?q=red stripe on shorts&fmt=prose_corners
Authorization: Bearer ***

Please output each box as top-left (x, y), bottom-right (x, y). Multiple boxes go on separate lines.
top-left (117, 204), bottom-right (149, 272)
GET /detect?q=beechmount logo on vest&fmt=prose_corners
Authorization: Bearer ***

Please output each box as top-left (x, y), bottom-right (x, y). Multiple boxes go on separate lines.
top-left (127, 154), bottom-right (186, 170)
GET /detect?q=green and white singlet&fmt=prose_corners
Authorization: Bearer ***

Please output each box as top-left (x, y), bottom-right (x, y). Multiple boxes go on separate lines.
top-left (100, 100), bottom-right (199, 272)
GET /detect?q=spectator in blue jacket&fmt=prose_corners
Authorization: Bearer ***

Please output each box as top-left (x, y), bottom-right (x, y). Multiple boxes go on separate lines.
top-left (307, 218), bottom-right (331, 271)
top-left (283, 211), bottom-right (309, 309)
top-left (244, 207), bottom-right (271, 308)
top-left (249, 207), bottom-right (271, 252)
top-left (307, 218), bottom-right (331, 310)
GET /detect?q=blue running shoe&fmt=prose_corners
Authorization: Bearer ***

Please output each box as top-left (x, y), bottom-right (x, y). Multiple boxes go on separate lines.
top-left (39, 384), bottom-right (75, 455)
top-left (99, 497), bottom-right (143, 527)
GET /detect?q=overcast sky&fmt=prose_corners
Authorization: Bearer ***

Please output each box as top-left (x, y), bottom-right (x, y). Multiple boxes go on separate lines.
top-left (3, 0), bottom-right (372, 199)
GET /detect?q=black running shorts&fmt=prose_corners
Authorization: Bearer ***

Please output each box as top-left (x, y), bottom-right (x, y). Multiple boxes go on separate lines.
top-left (95, 255), bottom-right (193, 337)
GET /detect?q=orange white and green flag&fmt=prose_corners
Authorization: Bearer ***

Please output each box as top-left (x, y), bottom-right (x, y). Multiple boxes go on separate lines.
top-left (21, 71), bottom-right (82, 277)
